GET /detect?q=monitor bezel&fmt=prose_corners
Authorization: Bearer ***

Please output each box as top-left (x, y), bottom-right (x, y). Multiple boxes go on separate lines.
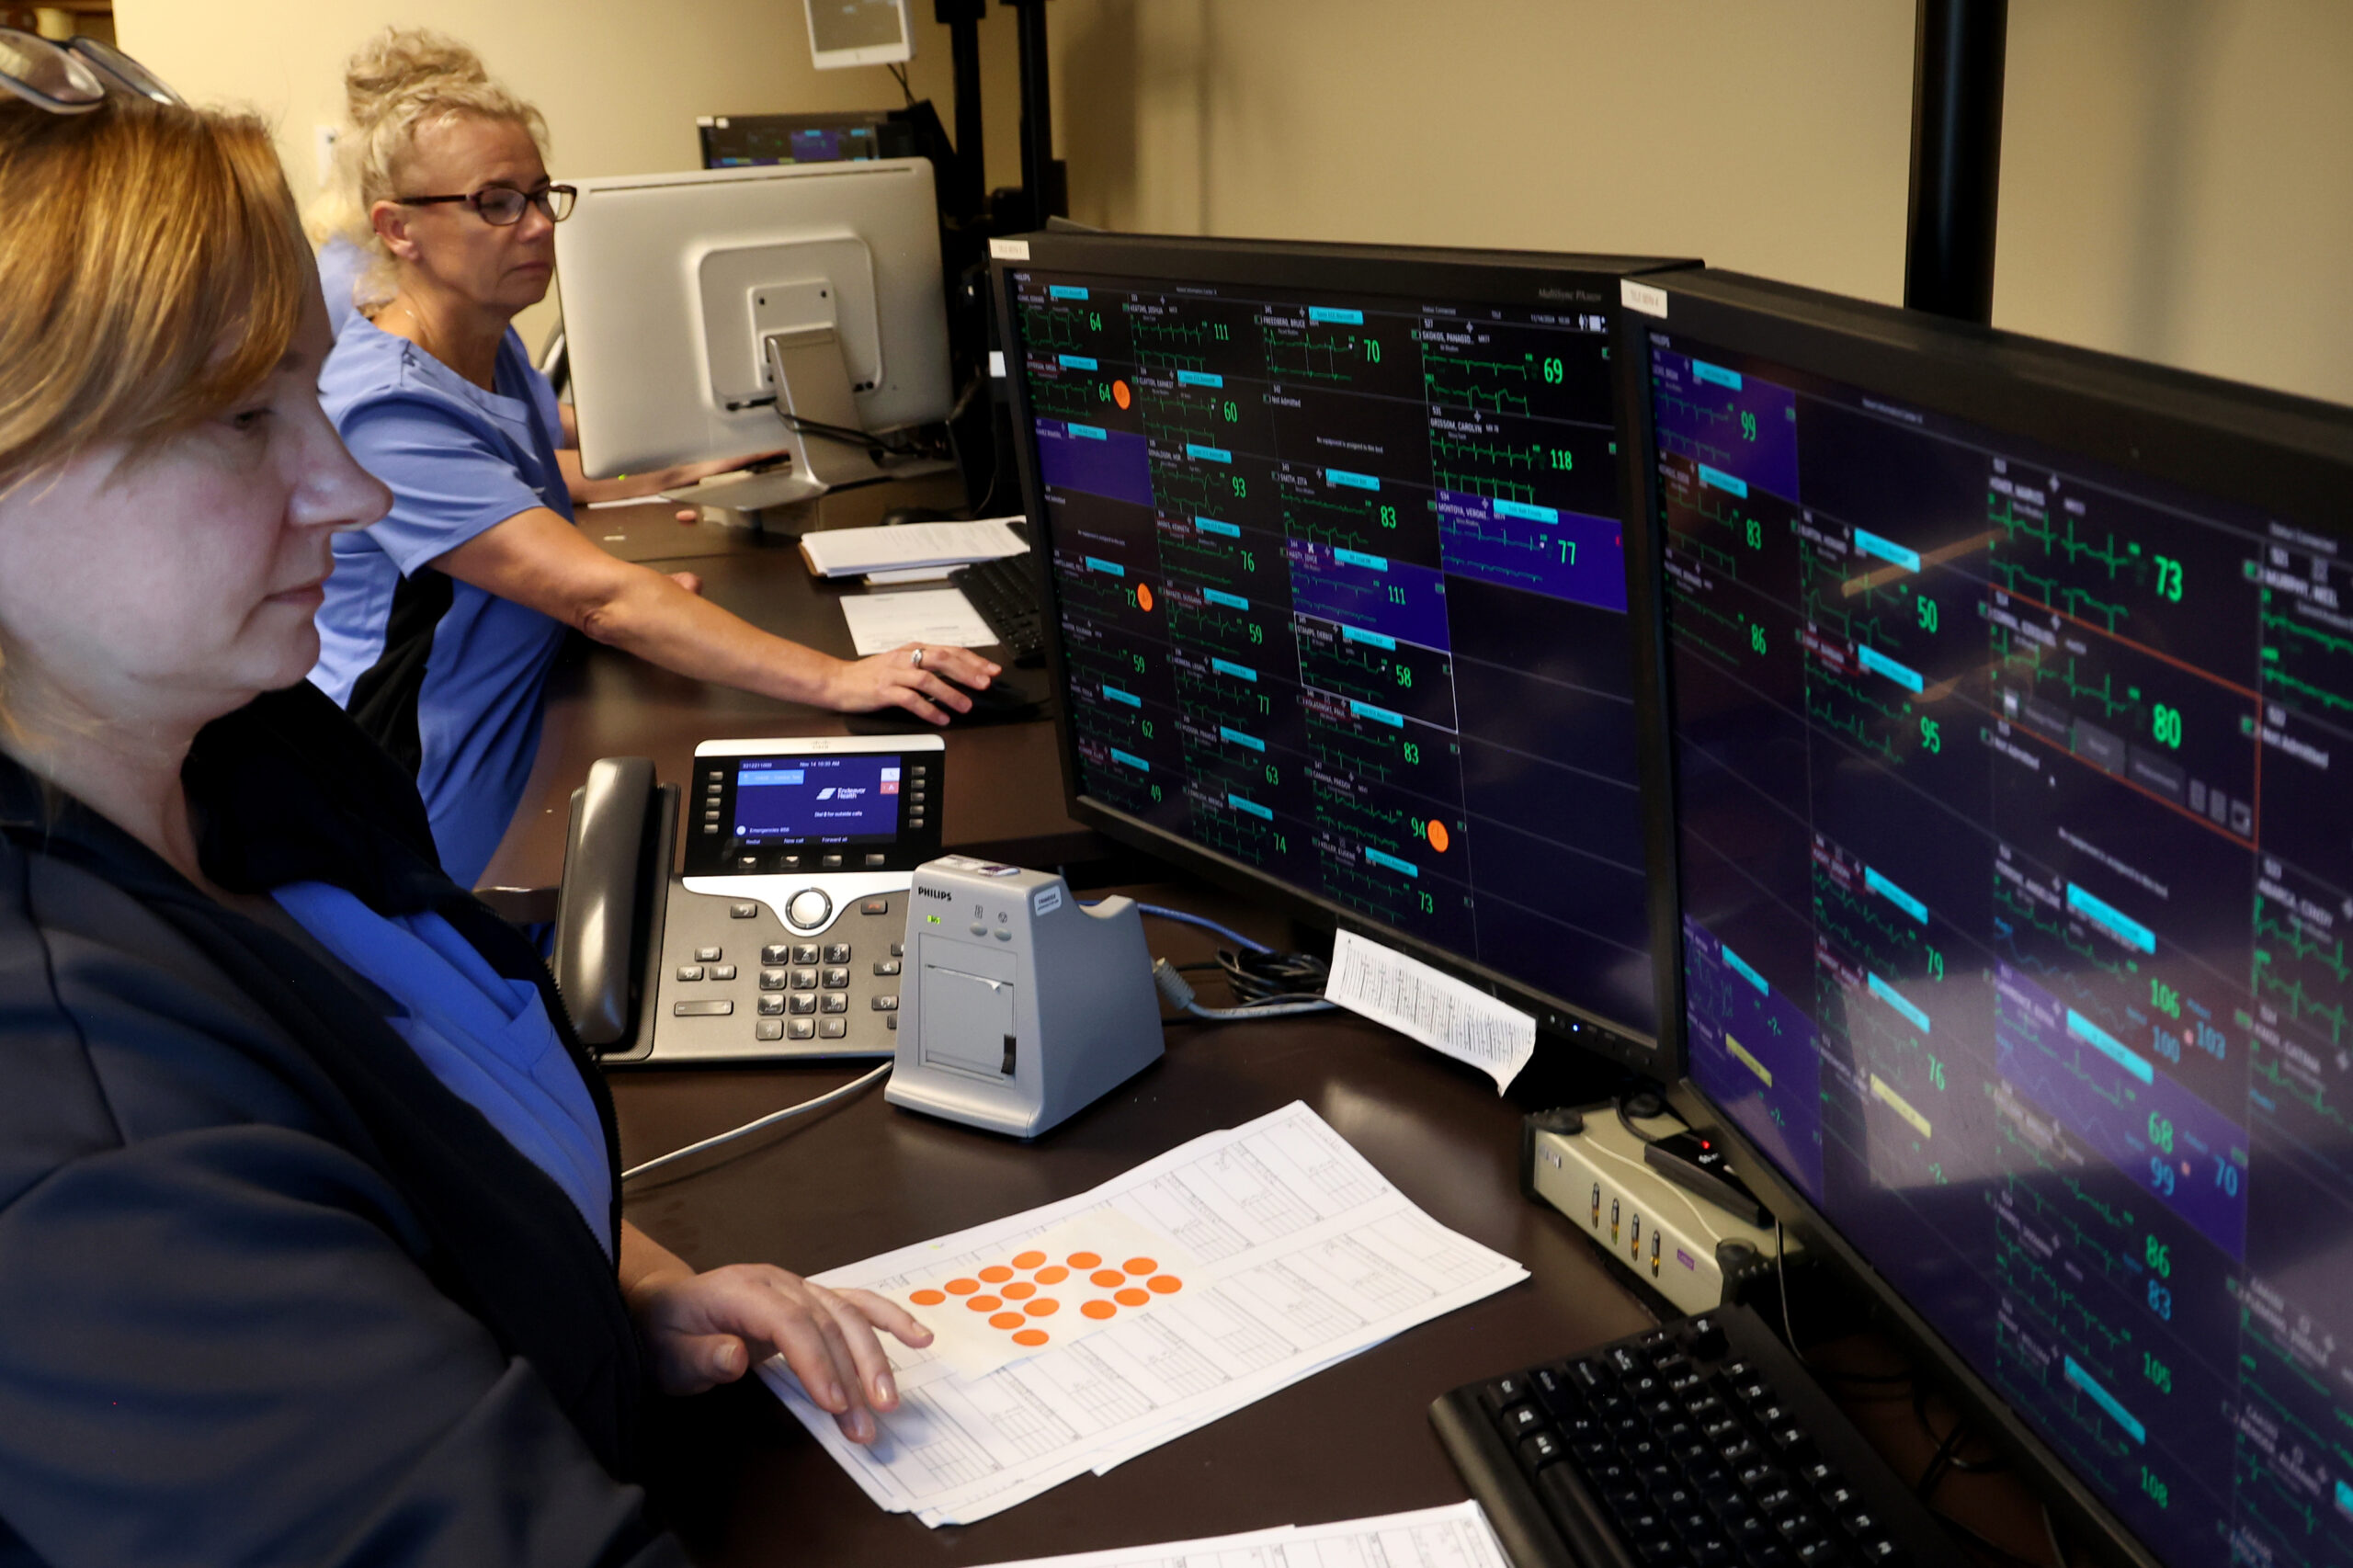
top-left (990, 231), bottom-right (1699, 1076)
top-left (1628, 267), bottom-right (2353, 1568)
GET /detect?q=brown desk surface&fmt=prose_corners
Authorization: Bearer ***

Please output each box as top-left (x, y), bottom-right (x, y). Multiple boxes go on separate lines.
top-left (474, 476), bottom-right (1105, 924)
top-left (615, 886), bottom-right (1657, 1565)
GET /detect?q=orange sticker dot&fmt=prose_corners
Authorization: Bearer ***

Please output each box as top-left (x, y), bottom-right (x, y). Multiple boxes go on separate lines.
top-left (1091, 1269), bottom-right (1126, 1288)
top-left (1012, 1329), bottom-right (1051, 1347)
top-left (1112, 380), bottom-right (1132, 410)
top-left (990, 1312), bottom-right (1025, 1329)
top-left (1123, 1257), bottom-right (1158, 1276)
top-left (1067, 1252), bottom-right (1101, 1269)
top-left (1034, 1265), bottom-right (1069, 1284)
top-left (1025, 1298), bottom-right (1060, 1317)
top-left (1002, 1280), bottom-right (1036, 1300)
top-left (1137, 583), bottom-right (1155, 612)
top-left (1148, 1275), bottom-right (1183, 1294)
top-left (967, 1294), bottom-right (1002, 1312)
top-left (1081, 1299), bottom-right (1119, 1320)
top-left (1427, 820), bottom-right (1450, 854)
top-left (978, 1265), bottom-right (1014, 1283)
top-left (945, 1278), bottom-right (980, 1295)
top-left (910, 1289), bottom-right (947, 1306)
top-left (1012, 1250), bottom-right (1047, 1269)
top-left (1115, 1288), bottom-right (1150, 1307)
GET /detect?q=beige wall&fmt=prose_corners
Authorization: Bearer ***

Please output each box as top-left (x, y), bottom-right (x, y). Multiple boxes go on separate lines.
top-left (114, 0), bottom-right (1033, 348)
top-left (1047, 0), bottom-right (2353, 408)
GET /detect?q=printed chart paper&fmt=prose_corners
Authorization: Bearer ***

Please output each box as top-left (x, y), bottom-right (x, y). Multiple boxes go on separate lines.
top-left (959, 1500), bottom-right (1509, 1568)
top-left (758, 1100), bottom-right (1527, 1525)
top-left (837, 585), bottom-right (997, 656)
top-left (1324, 930), bottom-right (1537, 1093)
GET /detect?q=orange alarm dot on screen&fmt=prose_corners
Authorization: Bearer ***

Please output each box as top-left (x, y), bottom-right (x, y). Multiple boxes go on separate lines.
top-left (1091, 1269), bottom-right (1126, 1288)
top-left (1013, 1329), bottom-right (1051, 1347)
top-left (1025, 1298), bottom-right (1059, 1317)
top-left (1002, 1281), bottom-right (1036, 1300)
top-left (945, 1278), bottom-right (980, 1295)
top-left (1068, 1252), bottom-right (1101, 1269)
top-left (1137, 584), bottom-right (1154, 612)
top-left (1426, 820), bottom-right (1450, 853)
top-left (990, 1312), bottom-right (1024, 1330)
top-left (1081, 1300), bottom-right (1119, 1320)
top-left (1148, 1275), bottom-right (1183, 1294)
top-left (968, 1295), bottom-right (1002, 1312)
top-left (1115, 1288), bottom-right (1150, 1308)
top-left (909, 1289), bottom-right (947, 1306)
top-left (978, 1265), bottom-right (1014, 1284)
top-left (1123, 1257), bottom-right (1157, 1275)
top-left (1112, 380), bottom-right (1131, 409)
top-left (1035, 1265), bottom-right (1069, 1284)
top-left (1012, 1250), bottom-right (1047, 1269)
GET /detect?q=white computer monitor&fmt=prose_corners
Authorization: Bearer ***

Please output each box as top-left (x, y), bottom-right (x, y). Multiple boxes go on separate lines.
top-left (554, 157), bottom-right (951, 497)
top-left (803, 0), bottom-right (915, 70)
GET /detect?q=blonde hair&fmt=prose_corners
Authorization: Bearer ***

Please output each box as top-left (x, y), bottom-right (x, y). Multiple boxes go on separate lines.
top-left (306, 28), bottom-right (549, 314)
top-left (0, 96), bottom-right (309, 494)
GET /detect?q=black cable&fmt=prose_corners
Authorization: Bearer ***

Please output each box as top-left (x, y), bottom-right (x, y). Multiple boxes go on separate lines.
top-left (886, 61), bottom-right (914, 106)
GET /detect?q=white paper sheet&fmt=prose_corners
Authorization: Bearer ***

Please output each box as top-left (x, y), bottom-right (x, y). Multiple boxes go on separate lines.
top-left (800, 517), bottom-right (1029, 576)
top-left (958, 1501), bottom-right (1509, 1568)
top-left (837, 586), bottom-right (998, 656)
top-left (1324, 930), bottom-right (1537, 1094)
top-left (758, 1101), bottom-right (1527, 1526)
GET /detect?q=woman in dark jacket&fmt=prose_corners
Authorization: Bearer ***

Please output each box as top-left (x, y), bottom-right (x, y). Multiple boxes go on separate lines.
top-left (0, 40), bottom-right (925, 1567)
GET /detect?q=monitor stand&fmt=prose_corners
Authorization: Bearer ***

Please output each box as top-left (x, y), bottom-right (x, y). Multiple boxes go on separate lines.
top-left (661, 324), bottom-right (892, 521)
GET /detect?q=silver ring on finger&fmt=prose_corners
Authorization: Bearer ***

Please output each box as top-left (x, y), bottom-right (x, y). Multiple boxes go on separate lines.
top-left (909, 646), bottom-right (925, 669)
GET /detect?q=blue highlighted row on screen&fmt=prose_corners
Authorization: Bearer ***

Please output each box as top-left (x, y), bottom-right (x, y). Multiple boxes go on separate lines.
top-left (1101, 685), bottom-right (1141, 708)
top-left (1196, 517), bottom-right (1241, 538)
top-left (1219, 726), bottom-right (1265, 752)
top-left (1722, 945), bottom-right (1770, 996)
top-left (1494, 499), bottom-right (1560, 524)
top-left (2063, 1356), bottom-right (2145, 1445)
top-left (1857, 643), bottom-right (1924, 693)
top-left (1326, 469), bottom-right (1380, 492)
top-left (1309, 306), bottom-right (1365, 324)
top-left (1109, 749), bottom-right (1149, 772)
top-left (2067, 1007), bottom-right (2154, 1085)
top-left (737, 770), bottom-right (806, 787)
top-left (1868, 972), bottom-right (1931, 1034)
top-left (1186, 443), bottom-right (1232, 463)
top-left (1204, 588), bottom-right (1249, 609)
top-left (1691, 359), bottom-right (1743, 391)
top-left (1698, 463), bottom-right (1748, 497)
top-left (1348, 700), bottom-right (1404, 728)
top-left (1334, 547), bottom-right (1389, 571)
top-left (1212, 658), bottom-right (1258, 681)
top-left (1365, 846), bottom-right (1418, 877)
top-left (1068, 423), bottom-right (1108, 440)
top-left (1341, 626), bottom-right (1396, 650)
top-left (1085, 556), bottom-right (1125, 577)
top-left (1176, 369), bottom-right (1223, 387)
top-left (1864, 867), bottom-right (1927, 924)
top-left (1059, 354), bottom-right (1098, 370)
top-left (2066, 881), bottom-right (2156, 954)
top-left (1048, 285), bottom-right (1088, 300)
top-left (1227, 794), bottom-right (1273, 821)
top-left (1853, 528), bottom-right (1921, 573)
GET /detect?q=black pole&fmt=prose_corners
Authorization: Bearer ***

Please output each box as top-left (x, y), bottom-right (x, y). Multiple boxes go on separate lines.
top-left (936, 0), bottom-right (986, 222)
top-left (1006, 0), bottom-right (1063, 224)
top-left (1904, 0), bottom-right (2007, 325)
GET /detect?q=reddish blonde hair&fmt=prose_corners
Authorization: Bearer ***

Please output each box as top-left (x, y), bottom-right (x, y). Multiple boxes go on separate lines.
top-left (0, 95), bottom-right (310, 494)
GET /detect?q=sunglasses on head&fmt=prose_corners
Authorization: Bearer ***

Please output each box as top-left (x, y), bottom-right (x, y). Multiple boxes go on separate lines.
top-left (0, 29), bottom-right (181, 113)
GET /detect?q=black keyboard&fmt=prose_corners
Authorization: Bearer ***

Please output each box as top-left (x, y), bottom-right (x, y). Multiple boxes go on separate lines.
top-left (952, 551), bottom-right (1046, 665)
top-left (1431, 1305), bottom-right (1968, 1568)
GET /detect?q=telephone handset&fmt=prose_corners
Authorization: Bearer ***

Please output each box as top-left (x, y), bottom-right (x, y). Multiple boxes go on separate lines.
top-left (550, 735), bottom-right (946, 1065)
top-left (551, 756), bottom-right (676, 1057)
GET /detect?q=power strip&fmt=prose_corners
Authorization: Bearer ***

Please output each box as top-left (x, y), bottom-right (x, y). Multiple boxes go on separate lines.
top-left (1520, 1103), bottom-right (1791, 1315)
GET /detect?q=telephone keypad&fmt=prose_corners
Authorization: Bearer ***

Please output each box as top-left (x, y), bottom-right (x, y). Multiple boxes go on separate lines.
top-left (641, 887), bottom-right (904, 1062)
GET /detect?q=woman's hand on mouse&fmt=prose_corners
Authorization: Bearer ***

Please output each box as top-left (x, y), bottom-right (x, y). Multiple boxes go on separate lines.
top-left (625, 1260), bottom-right (932, 1439)
top-left (825, 643), bottom-right (1000, 724)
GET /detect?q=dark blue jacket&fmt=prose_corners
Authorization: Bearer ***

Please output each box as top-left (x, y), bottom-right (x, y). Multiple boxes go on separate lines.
top-left (0, 683), bottom-right (685, 1566)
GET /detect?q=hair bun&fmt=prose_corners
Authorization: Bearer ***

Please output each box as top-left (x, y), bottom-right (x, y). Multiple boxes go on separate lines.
top-left (344, 27), bottom-right (490, 129)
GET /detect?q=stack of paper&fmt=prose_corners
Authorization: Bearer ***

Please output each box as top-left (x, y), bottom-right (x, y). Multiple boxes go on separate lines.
top-left (962, 1500), bottom-right (1510, 1568)
top-left (759, 1101), bottom-right (1529, 1525)
top-left (799, 517), bottom-right (1029, 578)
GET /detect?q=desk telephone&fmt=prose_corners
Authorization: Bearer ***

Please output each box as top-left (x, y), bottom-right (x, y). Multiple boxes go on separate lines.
top-left (551, 736), bottom-right (945, 1064)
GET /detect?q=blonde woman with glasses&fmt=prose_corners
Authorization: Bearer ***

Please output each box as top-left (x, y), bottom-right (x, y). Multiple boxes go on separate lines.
top-left (0, 34), bottom-right (923, 1564)
top-left (309, 29), bottom-right (997, 887)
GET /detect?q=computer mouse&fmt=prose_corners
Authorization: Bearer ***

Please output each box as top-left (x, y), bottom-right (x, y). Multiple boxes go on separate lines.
top-left (841, 670), bottom-right (1047, 733)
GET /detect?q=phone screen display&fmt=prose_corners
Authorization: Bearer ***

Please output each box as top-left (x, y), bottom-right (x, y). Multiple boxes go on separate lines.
top-left (732, 756), bottom-right (900, 844)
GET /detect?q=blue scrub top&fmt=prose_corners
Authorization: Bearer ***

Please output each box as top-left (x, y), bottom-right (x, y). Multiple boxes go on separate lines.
top-left (311, 315), bottom-right (574, 889)
top-left (316, 233), bottom-right (368, 338)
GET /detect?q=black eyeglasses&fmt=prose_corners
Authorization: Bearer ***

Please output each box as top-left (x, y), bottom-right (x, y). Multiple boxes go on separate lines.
top-left (393, 182), bottom-right (576, 226)
top-left (0, 29), bottom-right (181, 113)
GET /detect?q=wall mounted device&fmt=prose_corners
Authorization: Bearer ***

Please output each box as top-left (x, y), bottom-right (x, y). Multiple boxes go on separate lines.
top-left (1521, 1103), bottom-right (1784, 1317)
top-left (551, 735), bottom-right (943, 1064)
top-left (803, 0), bottom-right (914, 71)
top-left (886, 856), bottom-right (1163, 1137)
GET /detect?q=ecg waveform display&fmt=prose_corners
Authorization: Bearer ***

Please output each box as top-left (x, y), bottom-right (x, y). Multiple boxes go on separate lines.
top-left (1654, 318), bottom-right (2353, 1568)
top-left (1009, 259), bottom-right (1655, 1042)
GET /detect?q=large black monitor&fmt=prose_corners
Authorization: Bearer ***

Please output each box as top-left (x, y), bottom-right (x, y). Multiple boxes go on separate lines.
top-left (992, 233), bottom-right (1695, 1071)
top-left (1634, 269), bottom-right (2353, 1568)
